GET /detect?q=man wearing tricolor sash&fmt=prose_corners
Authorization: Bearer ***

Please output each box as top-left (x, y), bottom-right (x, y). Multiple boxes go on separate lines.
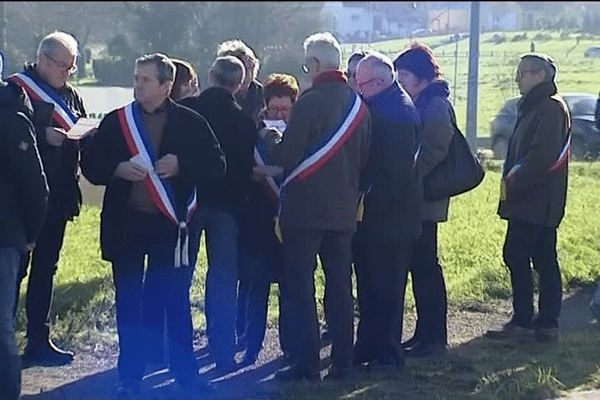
top-left (266, 32), bottom-right (371, 381)
top-left (489, 53), bottom-right (571, 343)
top-left (81, 53), bottom-right (226, 397)
top-left (10, 31), bottom-right (87, 367)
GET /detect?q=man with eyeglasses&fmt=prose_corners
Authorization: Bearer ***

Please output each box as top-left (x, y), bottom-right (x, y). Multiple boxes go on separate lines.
top-left (487, 53), bottom-right (571, 343)
top-left (266, 31), bottom-right (371, 381)
top-left (353, 52), bottom-right (422, 372)
top-left (9, 30), bottom-right (88, 367)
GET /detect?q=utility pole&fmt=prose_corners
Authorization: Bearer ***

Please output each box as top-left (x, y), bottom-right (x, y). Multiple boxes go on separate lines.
top-left (0, 2), bottom-right (7, 51)
top-left (466, 1), bottom-right (480, 152)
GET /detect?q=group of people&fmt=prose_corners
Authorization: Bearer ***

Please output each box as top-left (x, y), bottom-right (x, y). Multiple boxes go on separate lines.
top-left (0, 28), bottom-right (570, 400)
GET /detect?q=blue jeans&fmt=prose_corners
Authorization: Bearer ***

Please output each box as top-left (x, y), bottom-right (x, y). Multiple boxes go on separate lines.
top-left (0, 247), bottom-right (22, 400)
top-left (112, 210), bottom-right (199, 383)
top-left (194, 208), bottom-right (238, 367)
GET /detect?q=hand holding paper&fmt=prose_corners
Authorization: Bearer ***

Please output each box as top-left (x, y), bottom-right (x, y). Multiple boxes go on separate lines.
top-left (65, 118), bottom-right (99, 140)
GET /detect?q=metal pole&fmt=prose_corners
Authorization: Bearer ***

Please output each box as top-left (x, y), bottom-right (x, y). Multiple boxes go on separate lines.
top-left (466, 1), bottom-right (480, 152)
top-left (453, 34), bottom-right (458, 104)
top-left (0, 2), bottom-right (7, 51)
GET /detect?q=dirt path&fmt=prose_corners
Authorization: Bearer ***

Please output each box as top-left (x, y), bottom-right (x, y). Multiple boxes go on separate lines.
top-left (19, 285), bottom-right (597, 400)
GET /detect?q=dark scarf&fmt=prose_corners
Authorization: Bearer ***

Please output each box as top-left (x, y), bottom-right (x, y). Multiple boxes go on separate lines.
top-left (413, 79), bottom-right (451, 122)
top-left (517, 81), bottom-right (558, 117)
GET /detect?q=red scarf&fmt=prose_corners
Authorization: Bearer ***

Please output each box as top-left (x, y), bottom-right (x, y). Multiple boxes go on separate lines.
top-left (312, 70), bottom-right (347, 86)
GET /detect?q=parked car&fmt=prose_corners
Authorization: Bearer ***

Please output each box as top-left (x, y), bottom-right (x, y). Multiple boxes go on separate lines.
top-left (584, 46), bottom-right (600, 58)
top-left (490, 93), bottom-right (600, 160)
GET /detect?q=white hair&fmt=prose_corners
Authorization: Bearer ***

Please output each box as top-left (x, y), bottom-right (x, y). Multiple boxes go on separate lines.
top-left (359, 52), bottom-right (395, 85)
top-left (303, 31), bottom-right (341, 70)
top-left (37, 31), bottom-right (79, 59)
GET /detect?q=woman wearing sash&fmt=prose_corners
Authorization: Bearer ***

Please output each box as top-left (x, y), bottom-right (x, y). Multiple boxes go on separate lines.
top-left (237, 73), bottom-right (299, 366)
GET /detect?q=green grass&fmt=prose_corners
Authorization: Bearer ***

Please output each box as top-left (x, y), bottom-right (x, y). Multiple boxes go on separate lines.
top-left (14, 160), bottom-right (600, 399)
top-left (342, 30), bottom-right (600, 139)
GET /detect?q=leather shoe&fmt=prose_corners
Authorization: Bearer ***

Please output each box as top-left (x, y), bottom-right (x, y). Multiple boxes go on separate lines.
top-left (325, 366), bottom-right (353, 381)
top-left (404, 341), bottom-right (447, 358)
top-left (401, 335), bottom-right (420, 349)
top-left (21, 340), bottom-right (75, 367)
top-left (275, 364), bottom-right (321, 381)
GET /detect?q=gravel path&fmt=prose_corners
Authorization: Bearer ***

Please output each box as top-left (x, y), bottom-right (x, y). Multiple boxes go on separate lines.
top-left (19, 285), bottom-right (596, 400)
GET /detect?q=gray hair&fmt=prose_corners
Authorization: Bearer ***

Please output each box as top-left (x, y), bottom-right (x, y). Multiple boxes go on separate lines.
top-left (135, 53), bottom-right (176, 84)
top-left (209, 55), bottom-right (245, 91)
top-left (361, 51), bottom-right (395, 84)
top-left (303, 32), bottom-right (342, 70)
top-left (520, 53), bottom-right (557, 82)
top-left (217, 39), bottom-right (259, 79)
top-left (37, 31), bottom-right (79, 60)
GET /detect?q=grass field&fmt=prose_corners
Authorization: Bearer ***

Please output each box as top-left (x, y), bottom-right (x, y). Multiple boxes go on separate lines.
top-left (15, 160), bottom-right (600, 399)
top-left (14, 30), bottom-right (600, 398)
top-left (342, 30), bottom-right (600, 140)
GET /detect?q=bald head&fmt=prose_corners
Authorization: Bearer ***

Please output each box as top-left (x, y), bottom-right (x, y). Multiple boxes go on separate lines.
top-left (355, 52), bottom-right (395, 98)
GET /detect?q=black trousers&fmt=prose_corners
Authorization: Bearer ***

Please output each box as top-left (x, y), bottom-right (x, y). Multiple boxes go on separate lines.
top-left (17, 210), bottom-right (68, 348)
top-left (408, 221), bottom-right (447, 345)
top-left (353, 228), bottom-right (413, 365)
top-left (503, 219), bottom-right (562, 329)
top-left (281, 227), bottom-right (354, 373)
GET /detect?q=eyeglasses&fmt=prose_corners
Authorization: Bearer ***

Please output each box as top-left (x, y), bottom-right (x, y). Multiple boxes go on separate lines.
top-left (267, 105), bottom-right (292, 114)
top-left (357, 77), bottom-right (380, 90)
top-left (44, 53), bottom-right (77, 74)
top-left (515, 69), bottom-right (538, 79)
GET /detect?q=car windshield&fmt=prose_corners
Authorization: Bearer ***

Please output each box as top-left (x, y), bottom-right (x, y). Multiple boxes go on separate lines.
top-left (564, 96), bottom-right (596, 116)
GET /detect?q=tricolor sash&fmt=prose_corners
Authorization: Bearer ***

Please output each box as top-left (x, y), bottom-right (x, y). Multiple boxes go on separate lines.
top-left (10, 71), bottom-right (78, 132)
top-left (500, 132), bottom-right (570, 201)
top-left (274, 93), bottom-right (367, 242)
top-left (253, 140), bottom-right (282, 206)
top-left (117, 101), bottom-right (197, 267)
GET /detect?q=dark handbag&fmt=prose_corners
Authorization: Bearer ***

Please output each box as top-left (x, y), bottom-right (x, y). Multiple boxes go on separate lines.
top-left (423, 120), bottom-right (485, 201)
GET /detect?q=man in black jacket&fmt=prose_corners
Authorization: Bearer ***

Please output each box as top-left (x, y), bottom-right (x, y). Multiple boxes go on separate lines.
top-left (353, 52), bottom-right (422, 372)
top-left (180, 55), bottom-right (257, 372)
top-left (81, 53), bottom-right (226, 397)
top-left (0, 58), bottom-right (49, 400)
top-left (9, 30), bottom-right (87, 366)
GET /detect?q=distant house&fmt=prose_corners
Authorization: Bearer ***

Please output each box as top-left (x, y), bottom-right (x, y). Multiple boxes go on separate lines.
top-left (321, 2), bottom-right (427, 43)
top-left (427, 2), bottom-right (470, 34)
top-left (480, 2), bottom-right (576, 32)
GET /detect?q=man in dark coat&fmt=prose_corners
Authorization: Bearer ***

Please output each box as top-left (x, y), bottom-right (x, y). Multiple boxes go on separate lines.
top-left (488, 53), bottom-right (570, 343)
top-left (81, 53), bottom-right (226, 397)
top-left (9, 31), bottom-right (87, 366)
top-left (353, 52), bottom-right (422, 371)
top-left (179, 55), bottom-right (257, 372)
top-left (267, 32), bottom-right (371, 381)
top-left (0, 57), bottom-right (49, 400)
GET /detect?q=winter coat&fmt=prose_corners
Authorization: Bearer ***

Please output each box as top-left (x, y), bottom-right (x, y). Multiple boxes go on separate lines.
top-left (413, 79), bottom-right (454, 222)
top-left (273, 70), bottom-right (372, 232)
top-left (81, 98), bottom-right (226, 262)
top-left (498, 81), bottom-right (570, 228)
top-left (0, 80), bottom-right (49, 251)
top-left (360, 80), bottom-right (422, 242)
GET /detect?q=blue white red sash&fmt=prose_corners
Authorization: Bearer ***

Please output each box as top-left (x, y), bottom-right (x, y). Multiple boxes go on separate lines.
top-left (548, 131), bottom-right (570, 172)
top-left (10, 72), bottom-right (78, 132)
top-left (281, 93), bottom-right (366, 187)
top-left (273, 93), bottom-right (367, 242)
top-left (117, 101), bottom-right (197, 267)
top-left (504, 132), bottom-right (570, 180)
top-left (254, 141), bottom-right (282, 206)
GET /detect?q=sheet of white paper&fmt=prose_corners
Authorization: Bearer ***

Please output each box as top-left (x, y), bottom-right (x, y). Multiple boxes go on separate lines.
top-left (263, 119), bottom-right (287, 132)
top-left (130, 154), bottom-right (154, 172)
top-left (253, 165), bottom-right (283, 177)
top-left (65, 118), bottom-right (99, 140)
